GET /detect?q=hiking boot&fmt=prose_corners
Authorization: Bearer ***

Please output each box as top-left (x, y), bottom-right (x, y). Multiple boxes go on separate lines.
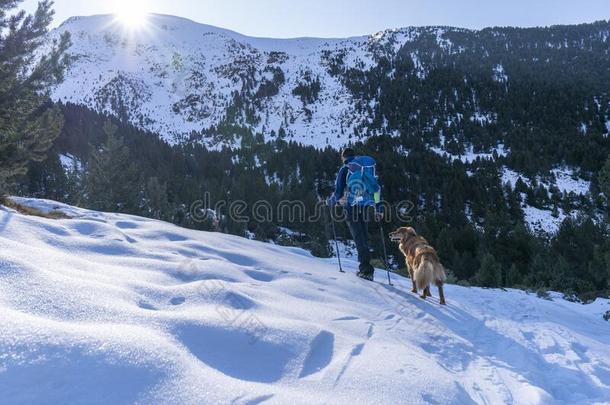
top-left (356, 271), bottom-right (374, 281)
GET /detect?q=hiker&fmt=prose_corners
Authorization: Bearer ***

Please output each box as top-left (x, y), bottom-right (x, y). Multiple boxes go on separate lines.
top-left (327, 148), bottom-right (383, 281)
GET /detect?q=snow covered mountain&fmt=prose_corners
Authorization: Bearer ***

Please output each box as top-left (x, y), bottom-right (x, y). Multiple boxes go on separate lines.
top-left (2, 198), bottom-right (610, 404)
top-left (47, 13), bottom-right (383, 147)
top-left (46, 15), bottom-right (610, 153)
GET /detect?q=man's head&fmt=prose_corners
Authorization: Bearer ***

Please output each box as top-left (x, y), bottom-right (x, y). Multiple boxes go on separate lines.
top-left (341, 148), bottom-right (355, 163)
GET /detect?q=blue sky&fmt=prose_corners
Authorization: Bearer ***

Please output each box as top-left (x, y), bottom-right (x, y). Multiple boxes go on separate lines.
top-left (21, 0), bottom-right (610, 38)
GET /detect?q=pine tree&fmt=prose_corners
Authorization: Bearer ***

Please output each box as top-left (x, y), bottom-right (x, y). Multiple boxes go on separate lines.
top-left (506, 264), bottom-right (522, 287)
top-left (86, 121), bottom-right (140, 212)
top-left (598, 156), bottom-right (610, 205)
top-left (551, 204), bottom-right (560, 218)
top-left (143, 176), bottom-right (168, 219)
top-left (475, 253), bottom-right (503, 288)
top-left (0, 0), bottom-right (70, 194)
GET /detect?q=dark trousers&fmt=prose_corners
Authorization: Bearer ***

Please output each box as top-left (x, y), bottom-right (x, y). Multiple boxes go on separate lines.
top-left (346, 206), bottom-right (374, 274)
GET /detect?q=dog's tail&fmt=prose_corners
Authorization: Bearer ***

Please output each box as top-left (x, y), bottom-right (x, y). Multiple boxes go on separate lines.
top-left (434, 262), bottom-right (447, 285)
top-left (415, 258), bottom-right (434, 291)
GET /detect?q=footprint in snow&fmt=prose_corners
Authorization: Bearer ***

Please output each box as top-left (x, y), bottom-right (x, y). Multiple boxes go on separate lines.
top-left (421, 393), bottom-right (441, 405)
top-left (366, 323), bottom-right (375, 339)
top-left (299, 331), bottom-right (335, 378)
top-left (223, 291), bottom-right (256, 310)
top-left (350, 343), bottom-right (365, 356)
top-left (593, 365), bottom-right (610, 386)
top-left (115, 221), bottom-right (139, 230)
top-left (138, 300), bottom-right (157, 311)
top-left (170, 297), bottom-right (186, 305)
top-left (333, 316), bottom-right (359, 321)
top-left (40, 223), bottom-right (70, 236)
top-left (73, 221), bottom-right (101, 236)
top-left (162, 232), bottom-right (188, 242)
top-left (569, 342), bottom-right (591, 363)
top-left (173, 269), bottom-right (238, 284)
top-left (244, 269), bottom-right (274, 283)
top-left (174, 323), bottom-right (294, 383)
top-left (243, 394), bottom-right (274, 405)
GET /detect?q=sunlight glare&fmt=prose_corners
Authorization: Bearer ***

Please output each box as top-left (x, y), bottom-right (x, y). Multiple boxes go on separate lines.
top-left (113, 0), bottom-right (150, 29)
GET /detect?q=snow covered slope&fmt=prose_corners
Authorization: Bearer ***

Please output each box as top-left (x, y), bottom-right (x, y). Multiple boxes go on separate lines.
top-left (46, 14), bottom-right (384, 147)
top-left (45, 15), bottom-right (610, 155)
top-left (2, 198), bottom-right (610, 404)
top-left (46, 14), bottom-right (486, 147)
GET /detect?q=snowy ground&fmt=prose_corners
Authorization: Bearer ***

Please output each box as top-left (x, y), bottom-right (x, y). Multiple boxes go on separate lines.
top-left (1, 198), bottom-right (610, 404)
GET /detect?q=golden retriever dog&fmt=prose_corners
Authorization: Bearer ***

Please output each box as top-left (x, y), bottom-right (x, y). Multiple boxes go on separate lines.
top-left (389, 227), bottom-right (446, 305)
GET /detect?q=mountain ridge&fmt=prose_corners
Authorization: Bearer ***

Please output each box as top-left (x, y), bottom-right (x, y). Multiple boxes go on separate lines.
top-left (56, 13), bottom-right (610, 40)
top-left (47, 14), bottom-right (609, 148)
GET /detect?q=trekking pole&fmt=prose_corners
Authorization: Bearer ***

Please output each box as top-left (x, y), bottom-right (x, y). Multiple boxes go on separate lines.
top-left (315, 180), bottom-right (345, 274)
top-left (379, 222), bottom-right (393, 285)
top-left (329, 205), bottom-right (345, 273)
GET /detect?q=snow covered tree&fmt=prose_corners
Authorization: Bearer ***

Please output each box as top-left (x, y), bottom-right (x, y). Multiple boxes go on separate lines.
top-left (0, 0), bottom-right (70, 194)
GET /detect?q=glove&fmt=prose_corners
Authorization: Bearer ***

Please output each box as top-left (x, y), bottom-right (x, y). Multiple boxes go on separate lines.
top-left (326, 195), bottom-right (337, 206)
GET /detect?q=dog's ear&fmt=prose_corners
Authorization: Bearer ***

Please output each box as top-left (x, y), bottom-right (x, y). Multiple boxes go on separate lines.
top-left (396, 227), bottom-right (413, 241)
top-left (405, 227), bottom-right (417, 237)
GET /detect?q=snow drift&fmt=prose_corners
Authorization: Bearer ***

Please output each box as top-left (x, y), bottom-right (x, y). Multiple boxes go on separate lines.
top-left (1, 198), bottom-right (609, 404)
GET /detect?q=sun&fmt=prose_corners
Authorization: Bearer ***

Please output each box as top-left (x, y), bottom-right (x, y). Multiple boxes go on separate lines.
top-left (113, 0), bottom-right (150, 29)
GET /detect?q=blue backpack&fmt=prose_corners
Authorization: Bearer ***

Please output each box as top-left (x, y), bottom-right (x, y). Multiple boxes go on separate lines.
top-left (345, 156), bottom-right (381, 207)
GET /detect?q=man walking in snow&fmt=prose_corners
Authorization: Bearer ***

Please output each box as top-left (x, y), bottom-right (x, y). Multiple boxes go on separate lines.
top-left (327, 148), bottom-right (383, 281)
